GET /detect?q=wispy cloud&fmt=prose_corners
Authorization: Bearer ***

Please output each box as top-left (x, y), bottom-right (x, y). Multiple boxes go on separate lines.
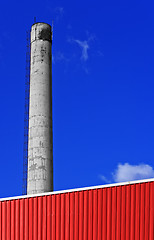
top-left (98, 174), bottom-right (111, 183)
top-left (52, 51), bottom-right (69, 64)
top-left (45, 5), bottom-right (64, 22)
top-left (99, 162), bottom-right (154, 183)
top-left (54, 7), bottom-right (64, 21)
top-left (68, 35), bottom-right (95, 62)
top-left (74, 39), bottom-right (89, 61)
top-left (55, 7), bottom-right (64, 15)
top-left (97, 50), bottom-right (104, 57)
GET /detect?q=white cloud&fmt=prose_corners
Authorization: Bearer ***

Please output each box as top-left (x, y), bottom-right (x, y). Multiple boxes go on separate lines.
top-left (113, 163), bottom-right (154, 182)
top-left (54, 7), bottom-right (64, 22)
top-left (55, 7), bottom-right (64, 15)
top-left (74, 39), bottom-right (89, 61)
top-left (99, 162), bottom-right (154, 184)
top-left (68, 35), bottom-right (95, 62)
top-left (97, 50), bottom-right (104, 57)
top-left (98, 174), bottom-right (111, 183)
top-left (52, 51), bottom-right (69, 63)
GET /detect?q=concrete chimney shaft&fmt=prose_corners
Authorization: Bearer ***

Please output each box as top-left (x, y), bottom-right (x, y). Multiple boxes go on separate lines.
top-left (27, 23), bottom-right (53, 194)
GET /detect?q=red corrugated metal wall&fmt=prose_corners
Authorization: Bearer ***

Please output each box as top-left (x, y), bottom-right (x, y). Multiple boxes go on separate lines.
top-left (0, 181), bottom-right (153, 239)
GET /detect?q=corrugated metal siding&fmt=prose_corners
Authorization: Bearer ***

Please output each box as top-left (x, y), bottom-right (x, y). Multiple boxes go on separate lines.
top-left (0, 181), bottom-right (153, 239)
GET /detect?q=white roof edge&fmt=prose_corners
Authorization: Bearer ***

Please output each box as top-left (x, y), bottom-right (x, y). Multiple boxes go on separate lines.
top-left (0, 178), bottom-right (154, 202)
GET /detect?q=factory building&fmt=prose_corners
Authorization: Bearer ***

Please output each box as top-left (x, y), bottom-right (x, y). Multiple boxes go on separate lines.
top-left (0, 179), bottom-right (153, 239)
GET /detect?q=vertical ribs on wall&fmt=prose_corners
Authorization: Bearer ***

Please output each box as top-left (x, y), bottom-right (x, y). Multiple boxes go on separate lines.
top-left (0, 180), bottom-right (154, 239)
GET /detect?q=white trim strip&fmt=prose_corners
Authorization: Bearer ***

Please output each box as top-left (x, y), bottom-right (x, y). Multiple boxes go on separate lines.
top-left (0, 178), bottom-right (154, 202)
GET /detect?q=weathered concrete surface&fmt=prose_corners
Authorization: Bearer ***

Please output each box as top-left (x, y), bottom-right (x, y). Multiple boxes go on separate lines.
top-left (27, 23), bottom-right (53, 194)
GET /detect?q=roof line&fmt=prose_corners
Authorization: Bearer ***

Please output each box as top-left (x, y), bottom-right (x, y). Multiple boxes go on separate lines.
top-left (0, 178), bottom-right (154, 202)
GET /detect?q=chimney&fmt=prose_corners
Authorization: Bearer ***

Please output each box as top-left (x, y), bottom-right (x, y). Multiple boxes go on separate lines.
top-left (27, 22), bottom-right (53, 194)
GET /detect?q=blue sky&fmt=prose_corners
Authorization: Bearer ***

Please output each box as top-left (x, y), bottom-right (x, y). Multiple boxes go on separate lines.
top-left (0, 0), bottom-right (154, 197)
